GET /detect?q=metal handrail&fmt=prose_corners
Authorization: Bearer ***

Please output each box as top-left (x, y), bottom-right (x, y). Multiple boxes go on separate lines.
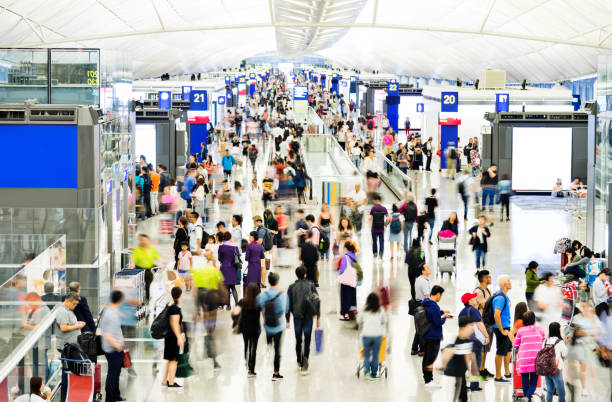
top-left (375, 149), bottom-right (413, 192)
top-left (0, 305), bottom-right (60, 383)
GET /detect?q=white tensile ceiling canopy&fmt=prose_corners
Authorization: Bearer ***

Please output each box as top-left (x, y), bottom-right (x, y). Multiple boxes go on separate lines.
top-left (1, 0), bottom-right (611, 81)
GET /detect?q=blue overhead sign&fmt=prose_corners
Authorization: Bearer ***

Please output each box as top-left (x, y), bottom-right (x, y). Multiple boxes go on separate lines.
top-left (417, 103), bottom-right (424, 113)
top-left (182, 86), bottom-right (192, 101)
top-left (293, 86), bottom-right (308, 101)
top-left (218, 96), bottom-right (225, 105)
top-left (387, 80), bottom-right (399, 96)
top-left (189, 90), bottom-right (208, 111)
top-left (440, 91), bottom-right (458, 112)
top-left (495, 93), bottom-right (509, 113)
top-left (158, 91), bottom-right (172, 110)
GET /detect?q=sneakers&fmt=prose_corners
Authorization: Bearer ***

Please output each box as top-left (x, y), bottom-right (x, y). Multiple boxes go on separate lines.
top-left (424, 381), bottom-right (442, 389)
top-left (272, 373), bottom-right (284, 381)
top-left (366, 374), bottom-right (377, 381)
top-left (213, 361), bottom-right (222, 371)
top-left (481, 369), bottom-right (494, 378)
top-left (300, 358), bottom-right (309, 375)
top-left (504, 374), bottom-right (512, 379)
top-left (469, 386), bottom-right (483, 392)
top-left (168, 383), bottom-right (183, 389)
top-left (248, 371), bottom-right (257, 378)
top-left (494, 378), bottom-right (510, 384)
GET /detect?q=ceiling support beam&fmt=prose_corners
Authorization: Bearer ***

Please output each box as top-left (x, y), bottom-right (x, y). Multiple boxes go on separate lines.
top-left (480, 0), bottom-right (496, 32)
top-left (7, 22), bottom-right (612, 51)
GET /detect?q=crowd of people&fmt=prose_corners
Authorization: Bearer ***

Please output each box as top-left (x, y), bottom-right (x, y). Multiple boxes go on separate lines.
top-left (30, 71), bottom-right (611, 402)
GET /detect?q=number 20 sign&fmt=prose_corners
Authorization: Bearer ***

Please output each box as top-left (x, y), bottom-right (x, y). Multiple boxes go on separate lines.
top-left (440, 91), bottom-right (458, 112)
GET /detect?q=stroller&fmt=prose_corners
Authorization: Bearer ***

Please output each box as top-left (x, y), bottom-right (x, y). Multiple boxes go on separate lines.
top-left (437, 234), bottom-right (457, 279)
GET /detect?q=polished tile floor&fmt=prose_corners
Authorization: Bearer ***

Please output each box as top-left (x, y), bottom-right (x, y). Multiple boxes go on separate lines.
top-left (122, 160), bottom-right (609, 402)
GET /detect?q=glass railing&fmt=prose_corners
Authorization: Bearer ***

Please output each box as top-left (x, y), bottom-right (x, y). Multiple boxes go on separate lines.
top-left (374, 150), bottom-right (413, 197)
top-left (0, 303), bottom-right (62, 400)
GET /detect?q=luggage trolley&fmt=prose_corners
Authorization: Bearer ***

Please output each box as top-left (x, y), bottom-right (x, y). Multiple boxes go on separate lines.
top-left (356, 337), bottom-right (389, 379)
top-left (437, 235), bottom-right (457, 279)
top-left (114, 268), bottom-right (147, 320)
top-left (511, 348), bottom-right (543, 402)
top-left (60, 358), bottom-right (102, 402)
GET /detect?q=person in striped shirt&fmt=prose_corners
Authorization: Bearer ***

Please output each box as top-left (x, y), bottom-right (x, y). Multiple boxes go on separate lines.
top-left (513, 311), bottom-right (546, 402)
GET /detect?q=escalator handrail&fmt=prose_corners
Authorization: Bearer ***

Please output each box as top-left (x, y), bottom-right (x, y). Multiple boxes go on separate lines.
top-left (0, 304), bottom-right (61, 383)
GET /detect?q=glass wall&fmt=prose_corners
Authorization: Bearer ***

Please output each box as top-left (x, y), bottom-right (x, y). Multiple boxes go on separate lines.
top-left (0, 48), bottom-right (100, 105)
top-left (0, 49), bottom-right (48, 103)
top-left (592, 55), bottom-right (612, 252)
top-left (50, 49), bottom-right (100, 105)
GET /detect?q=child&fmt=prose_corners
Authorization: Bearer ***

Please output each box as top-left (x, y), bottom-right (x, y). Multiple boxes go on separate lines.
top-left (416, 209), bottom-right (428, 242)
top-left (388, 204), bottom-right (403, 259)
top-left (177, 241), bottom-right (193, 292)
top-left (443, 316), bottom-right (474, 402)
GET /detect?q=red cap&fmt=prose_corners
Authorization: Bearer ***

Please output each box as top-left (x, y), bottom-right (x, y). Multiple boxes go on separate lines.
top-left (461, 292), bottom-right (478, 304)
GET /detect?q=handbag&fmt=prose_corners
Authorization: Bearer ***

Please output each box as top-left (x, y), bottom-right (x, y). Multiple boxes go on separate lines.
top-left (122, 350), bottom-right (132, 368)
top-left (233, 247), bottom-right (242, 270)
top-left (176, 353), bottom-right (194, 378)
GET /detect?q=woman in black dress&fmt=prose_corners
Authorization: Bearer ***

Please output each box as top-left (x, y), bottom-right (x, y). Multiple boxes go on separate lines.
top-left (232, 283), bottom-right (261, 377)
top-left (161, 287), bottom-right (185, 388)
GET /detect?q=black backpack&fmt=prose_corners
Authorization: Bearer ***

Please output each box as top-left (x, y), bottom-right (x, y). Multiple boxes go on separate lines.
top-left (403, 202), bottom-right (417, 222)
top-left (264, 293), bottom-right (282, 327)
top-left (482, 292), bottom-right (506, 327)
top-left (150, 305), bottom-right (170, 339)
top-left (61, 343), bottom-right (89, 374)
top-left (143, 174), bottom-right (152, 192)
top-left (312, 227), bottom-right (330, 253)
top-left (262, 228), bottom-right (274, 251)
top-left (448, 148), bottom-right (456, 159)
top-left (414, 305), bottom-right (431, 336)
top-left (372, 210), bottom-right (386, 229)
top-left (457, 180), bottom-right (466, 195)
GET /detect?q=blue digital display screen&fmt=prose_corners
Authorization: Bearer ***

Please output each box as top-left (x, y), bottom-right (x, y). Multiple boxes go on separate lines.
top-left (0, 125), bottom-right (78, 188)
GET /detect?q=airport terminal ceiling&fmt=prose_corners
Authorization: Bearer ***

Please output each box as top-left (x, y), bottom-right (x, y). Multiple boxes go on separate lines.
top-left (0, 0), bottom-right (611, 80)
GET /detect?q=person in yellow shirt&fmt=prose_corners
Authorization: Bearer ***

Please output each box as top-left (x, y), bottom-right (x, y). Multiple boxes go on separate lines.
top-left (130, 234), bottom-right (159, 301)
top-left (191, 254), bottom-right (226, 370)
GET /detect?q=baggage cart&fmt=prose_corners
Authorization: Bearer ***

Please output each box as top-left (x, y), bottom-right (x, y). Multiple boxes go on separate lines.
top-left (437, 236), bottom-right (456, 278)
top-left (114, 268), bottom-right (147, 319)
top-left (60, 358), bottom-right (102, 402)
top-left (511, 348), bottom-right (542, 402)
top-left (356, 336), bottom-right (389, 379)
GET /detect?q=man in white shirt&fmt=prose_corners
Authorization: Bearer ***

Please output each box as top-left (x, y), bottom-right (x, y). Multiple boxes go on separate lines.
top-left (188, 211), bottom-right (204, 255)
top-left (593, 268), bottom-right (611, 318)
top-left (533, 272), bottom-right (564, 333)
top-left (346, 183), bottom-right (367, 210)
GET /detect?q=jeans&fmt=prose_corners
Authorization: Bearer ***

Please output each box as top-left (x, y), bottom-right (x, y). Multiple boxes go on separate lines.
top-left (474, 248), bottom-right (486, 269)
top-left (403, 222), bottom-right (414, 252)
top-left (266, 332), bottom-right (282, 372)
top-left (482, 187), bottom-right (495, 207)
top-left (453, 375), bottom-right (468, 402)
top-left (545, 370), bottom-right (565, 402)
top-left (294, 317), bottom-right (313, 365)
top-left (371, 231), bottom-right (385, 256)
top-left (422, 339), bottom-right (440, 383)
top-left (104, 351), bottom-right (124, 402)
top-left (352, 155), bottom-right (361, 170)
top-left (243, 333), bottom-right (259, 372)
top-left (521, 372), bottom-right (539, 401)
top-left (428, 218), bottom-right (435, 241)
top-left (411, 331), bottom-right (423, 353)
top-left (362, 336), bottom-right (383, 377)
top-left (461, 194), bottom-right (469, 220)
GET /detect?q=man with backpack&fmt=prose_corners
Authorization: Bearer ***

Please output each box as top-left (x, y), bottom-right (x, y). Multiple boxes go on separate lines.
top-left (248, 143), bottom-right (258, 173)
top-left (299, 231), bottom-right (320, 286)
top-left (253, 215), bottom-right (273, 286)
top-left (458, 292), bottom-right (490, 392)
top-left (485, 274), bottom-right (513, 383)
top-left (445, 142), bottom-right (457, 180)
top-left (256, 272), bottom-right (289, 381)
top-left (142, 166), bottom-right (153, 218)
top-left (400, 195), bottom-right (418, 252)
top-left (421, 285), bottom-right (452, 388)
top-left (411, 263), bottom-right (431, 356)
top-left (474, 270), bottom-right (494, 379)
top-left (369, 194), bottom-right (389, 260)
top-left (286, 266), bottom-right (321, 375)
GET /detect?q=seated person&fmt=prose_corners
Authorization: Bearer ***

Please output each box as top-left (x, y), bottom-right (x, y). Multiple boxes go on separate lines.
top-left (551, 178), bottom-right (564, 197)
top-left (561, 246), bottom-right (593, 279)
top-left (569, 178), bottom-right (585, 196)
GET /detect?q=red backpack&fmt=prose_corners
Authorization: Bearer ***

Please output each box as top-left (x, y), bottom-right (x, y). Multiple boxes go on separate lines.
top-left (534, 339), bottom-right (561, 376)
